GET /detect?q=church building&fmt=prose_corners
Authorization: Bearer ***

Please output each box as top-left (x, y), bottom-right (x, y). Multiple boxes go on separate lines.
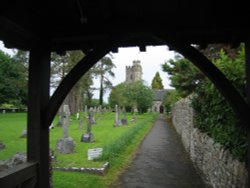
top-left (125, 60), bottom-right (168, 113)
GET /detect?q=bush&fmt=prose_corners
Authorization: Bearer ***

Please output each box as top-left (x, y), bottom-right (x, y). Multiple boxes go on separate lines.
top-left (191, 47), bottom-right (247, 162)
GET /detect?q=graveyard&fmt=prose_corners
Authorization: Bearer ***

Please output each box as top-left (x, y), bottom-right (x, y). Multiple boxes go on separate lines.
top-left (0, 110), bottom-right (158, 188)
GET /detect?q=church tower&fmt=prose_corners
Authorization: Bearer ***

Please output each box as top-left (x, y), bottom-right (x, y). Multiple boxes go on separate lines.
top-left (125, 60), bottom-right (142, 83)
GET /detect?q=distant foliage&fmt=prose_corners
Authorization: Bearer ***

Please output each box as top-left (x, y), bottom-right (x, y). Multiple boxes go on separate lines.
top-left (0, 50), bottom-right (27, 108)
top-left (163, 44), bottom-right (247, 162)
top-left (109, 81), bottom-right (153, 113)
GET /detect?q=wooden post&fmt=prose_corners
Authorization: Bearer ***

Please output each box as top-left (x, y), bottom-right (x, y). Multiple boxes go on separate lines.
top-left (245, 41), bottom-right (250, 187)
top-left (27, 45), bottom-right (51, 188)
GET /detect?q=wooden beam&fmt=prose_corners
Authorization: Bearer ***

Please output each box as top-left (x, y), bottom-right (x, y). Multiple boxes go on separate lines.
top-left (0, 162), bottom-right (37, 188)
top-left (43, 35), bottom-right (132, 126)
top-left (27, 44), bottom-right (51, 187)
top-left (244, 41), bottom-right (250, 188)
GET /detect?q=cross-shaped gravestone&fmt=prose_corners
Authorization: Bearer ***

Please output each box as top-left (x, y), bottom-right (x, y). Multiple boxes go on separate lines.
top-left (56, 104), bottom-right (75, 154)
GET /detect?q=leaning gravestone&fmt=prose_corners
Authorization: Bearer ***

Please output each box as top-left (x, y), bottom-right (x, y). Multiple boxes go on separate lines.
top-left (81, 107), bottom-right (94, 142)
top-left (56, 105), bottom-right (75, 154)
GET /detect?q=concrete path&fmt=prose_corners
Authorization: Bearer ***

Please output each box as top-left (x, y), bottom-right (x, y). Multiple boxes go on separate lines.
top-left (110, 114), bottom-right (206, 188)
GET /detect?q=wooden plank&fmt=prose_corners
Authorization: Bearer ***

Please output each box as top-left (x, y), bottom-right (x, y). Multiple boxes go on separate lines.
top-left (0, 162), bottom-right (37, 188)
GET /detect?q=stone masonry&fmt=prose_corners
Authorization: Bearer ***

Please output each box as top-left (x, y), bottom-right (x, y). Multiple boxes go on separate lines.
top-left (171, 97), bottom-right (248, 188)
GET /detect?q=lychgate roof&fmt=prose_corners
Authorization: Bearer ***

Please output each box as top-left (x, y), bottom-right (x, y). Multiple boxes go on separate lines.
top-left (0, 0), bottom-right (250, 51)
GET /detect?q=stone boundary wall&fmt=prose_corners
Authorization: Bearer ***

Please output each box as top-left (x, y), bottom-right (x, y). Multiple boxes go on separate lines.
top-left (171, 98), bottom-right (248, 188)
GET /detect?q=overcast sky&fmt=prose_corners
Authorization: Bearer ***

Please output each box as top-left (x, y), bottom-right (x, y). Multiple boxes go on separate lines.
top-left (95, 46), bottom-right (176, 102)
top-left (0, 41), bottom-right (176, 102)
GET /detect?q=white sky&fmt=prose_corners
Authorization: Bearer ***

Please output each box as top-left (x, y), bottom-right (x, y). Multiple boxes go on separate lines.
top-left (95, 46), bottom-right (176, 102)
top-left (0, 41), bottom-right (176, 102)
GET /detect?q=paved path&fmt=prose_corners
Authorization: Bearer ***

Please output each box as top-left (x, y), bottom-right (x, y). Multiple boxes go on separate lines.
top-left (110, 114), bottom-right (206, 188)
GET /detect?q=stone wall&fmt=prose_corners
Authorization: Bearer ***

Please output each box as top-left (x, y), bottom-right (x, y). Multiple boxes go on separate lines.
top-left (171, 98), bottom-right (248, 188)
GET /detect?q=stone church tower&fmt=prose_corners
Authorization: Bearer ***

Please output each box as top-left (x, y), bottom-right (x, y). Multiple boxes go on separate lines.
top-left (125, 60), bottom-right (142, 83)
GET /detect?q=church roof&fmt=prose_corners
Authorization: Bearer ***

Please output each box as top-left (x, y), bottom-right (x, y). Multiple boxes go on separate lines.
top-left (153, 89), bottom-right (169, 101)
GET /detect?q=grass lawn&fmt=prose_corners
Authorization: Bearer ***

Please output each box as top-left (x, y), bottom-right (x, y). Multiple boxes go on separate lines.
top-left (0, 111), bottom-right (158, 187)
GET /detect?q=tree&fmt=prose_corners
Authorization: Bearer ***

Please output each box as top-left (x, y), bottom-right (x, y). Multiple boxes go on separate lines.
top-left (109, 81), bottom-right (153, 113)
top-left (109, 83), bottom-right (127, 108)
top-left (51, 50), bottom-right (94, 113)
top-left (151, 71), bottom-right (164, 89)
top-left (162, 55), bottom-right (204, 97)
top-left (0, 50), bottom-right (27, 107)
top-left (92, 55), bottom-right (116, 106)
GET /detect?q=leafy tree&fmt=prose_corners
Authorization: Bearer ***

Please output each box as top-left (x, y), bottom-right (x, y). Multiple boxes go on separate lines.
top-left (162, 44), bottom-right (247, 161)
top-left (0, 50), bottom-right (27, 107)
top-left (108, 83), bottom-right (127, 108)
top-left (92, 55), bottom-right (116, 105)
top-left (162, 55), bottom-right (204, 97)
top-left (109, 81), bottom-right (153, 113)
top-left (151, 71), bottom-right (164, 89)
top-left (191, 47), bottom-right (247, 161)
top-left (163, 90), bottom-right (180, 114)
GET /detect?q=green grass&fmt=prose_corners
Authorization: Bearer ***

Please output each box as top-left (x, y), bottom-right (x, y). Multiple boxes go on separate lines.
top-left (0, 111), bottom-right (158, 187)
top-left (0, 113), bottom-right (27, 160)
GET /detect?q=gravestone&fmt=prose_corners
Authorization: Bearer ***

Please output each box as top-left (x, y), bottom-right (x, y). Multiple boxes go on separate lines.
top-left (2, 109), bottom-right (6, 114)
top-left (76, 112), bottom-right (80, 120)
top-left (0, 142), bottom-right (5, 150)
top-left (87, 148), bottom-right (103, 160)
top-left (20, 128), bottom-right (27, 138)
top-left (79, 119), bottom-right (83, 129)
top-left (114, 105), bottom-right (119, 127)
top-left (121, 107), bottom-right (127, 125)
top-left (81, 107), bottom-right (94, 142)
top-left (56, 105), bottom-right (75, 154)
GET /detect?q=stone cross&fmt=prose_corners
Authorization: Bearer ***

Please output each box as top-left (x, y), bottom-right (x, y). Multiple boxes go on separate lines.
top-left (62, 105), bottom-right (70, 138)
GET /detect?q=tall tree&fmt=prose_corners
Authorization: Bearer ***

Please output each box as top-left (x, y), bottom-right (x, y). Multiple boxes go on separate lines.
top-left (51, 50), bottom-right (94, 113)
top-left (92, 55), bottom-right (116, 105)
top-left (0, 50), bottom-right (27, 107)
top-left (151, 71), bottom-right (164, 89)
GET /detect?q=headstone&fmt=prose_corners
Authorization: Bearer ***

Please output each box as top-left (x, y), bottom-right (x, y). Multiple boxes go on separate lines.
top-left (76, 112), bottom-right (79, 120)
top-left (2, 110), bottom-right (6, 114)
top-left (121, 107), bottom-right (127, 125)
top-left (79, 119), bottom-right (83, 129)
top-left (20, 128), bottom-right (27, 138)
top-left (81, 107), bottom-right (94, 142)
top-left (114, 105), bottom-right (119, 127)
top-left (87, 148), bottom-right (103, 160)
top-left (56, 105), bottom-right (75, 154)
